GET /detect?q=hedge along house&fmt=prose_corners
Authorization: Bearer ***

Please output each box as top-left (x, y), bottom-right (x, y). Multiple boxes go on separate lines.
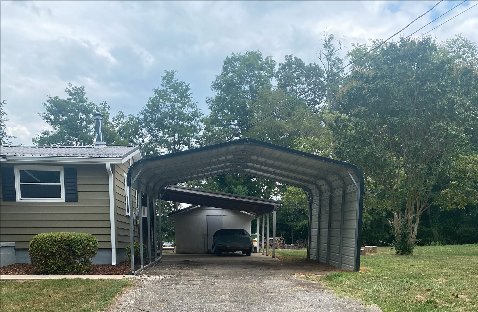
top-left (165, 185), bottom-right (282, 254)
top-left (0, 116), bottom-right (142, 266)
top-left (127, 138), bottom-right (364, 272)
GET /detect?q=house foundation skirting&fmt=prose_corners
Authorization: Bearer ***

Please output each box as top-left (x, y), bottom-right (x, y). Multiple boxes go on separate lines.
top-left (0, 242), bottom-right (16, 267)
top-left (3, 248), bottom-right (127, 266)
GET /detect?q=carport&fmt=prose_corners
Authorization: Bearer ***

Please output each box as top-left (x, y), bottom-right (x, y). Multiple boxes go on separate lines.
top-left (127, 138), bottom-right (363, 272)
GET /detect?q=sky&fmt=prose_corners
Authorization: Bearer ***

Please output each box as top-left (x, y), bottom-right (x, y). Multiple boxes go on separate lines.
top-left (1, 1), bottom-right (477, 146)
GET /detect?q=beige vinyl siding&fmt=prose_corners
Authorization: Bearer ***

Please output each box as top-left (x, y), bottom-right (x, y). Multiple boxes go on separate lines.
top-left (113, 162), bottom-right (138, 248)
top-left (0, 164), bottom-right (112, 249)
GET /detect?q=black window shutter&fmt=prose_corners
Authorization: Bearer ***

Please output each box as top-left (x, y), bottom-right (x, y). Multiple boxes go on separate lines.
top-left (64, 168), bottom-right (78, 202)
top-left (1, 166), bottom-right (16, 201)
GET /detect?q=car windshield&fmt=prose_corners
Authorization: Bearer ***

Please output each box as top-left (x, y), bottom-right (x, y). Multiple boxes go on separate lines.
top-left (214, 229), bottom-right (249, 236)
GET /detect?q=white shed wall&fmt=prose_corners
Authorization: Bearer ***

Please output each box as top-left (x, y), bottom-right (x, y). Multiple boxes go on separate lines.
top-left (172, 207), bottom-right (254, 254)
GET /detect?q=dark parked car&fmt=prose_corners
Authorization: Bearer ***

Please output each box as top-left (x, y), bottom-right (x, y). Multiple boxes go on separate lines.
top-left (212, 229), bottom-right (253, 256)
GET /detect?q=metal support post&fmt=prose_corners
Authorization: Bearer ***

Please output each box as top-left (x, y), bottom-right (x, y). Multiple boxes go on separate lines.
top-left (159, 198), bottom-right (162, 257)
top-left (129, 186), bottom-right (134, 273)
top-left (153, 198), bottom-right (157, 260)
top-left (140, 195), bottom-right (145, 269)
top-left (147, 197), bottom-right (152, 264)
top-left (272, 210), bottom-right (276, 258)
top-left (262, 215), bottom-right (265, 255)
top-left (266, 213), bottom-right (270, 256)
top-left (256, 216), bottom-right (260, 253)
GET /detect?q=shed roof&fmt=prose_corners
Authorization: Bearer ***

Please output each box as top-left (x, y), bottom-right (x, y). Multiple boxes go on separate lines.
top-left (164, 185), bottom-right (281, 217)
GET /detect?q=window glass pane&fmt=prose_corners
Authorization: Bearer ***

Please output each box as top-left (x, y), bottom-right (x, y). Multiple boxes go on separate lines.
top-left (20, 170), bottom-right (60, 183)
top-left (20, 185), bottom-right (61, 198)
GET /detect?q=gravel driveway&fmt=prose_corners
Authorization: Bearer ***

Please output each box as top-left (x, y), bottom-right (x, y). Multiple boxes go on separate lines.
top-left (107, 253), bottom-right (381, 312)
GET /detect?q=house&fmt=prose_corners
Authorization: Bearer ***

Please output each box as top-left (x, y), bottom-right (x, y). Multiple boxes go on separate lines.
top-left (0, 144), bottom-right (141, 266)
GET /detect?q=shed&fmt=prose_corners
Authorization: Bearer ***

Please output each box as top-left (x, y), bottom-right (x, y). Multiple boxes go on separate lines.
top-left (165, 186), bottom-right (282, 254)
top-left (169, 205), bottom-right (255, 254)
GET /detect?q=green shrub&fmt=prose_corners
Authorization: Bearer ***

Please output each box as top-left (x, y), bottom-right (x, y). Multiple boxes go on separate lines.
top-left (29, 232), bottom-right (98, 274)
top-left (126, 242), bottom-right (148, 265)
top-left (393, 222), bottom-right (415, 255)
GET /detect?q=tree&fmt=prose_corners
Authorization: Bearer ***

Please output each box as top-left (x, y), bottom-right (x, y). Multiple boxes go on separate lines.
top-left (112, 111), bottom-right (142, 147)
top-left (329, 37), bottom-right (478, 254)
top-left (33, 83), bottom-right (123, 146)
top-left (156, 200), bottom-right (176, 244)
top-left (276, 55), bottom-right (326, 111)
top-left (0, 100), bottom-right (15, 145)
top-left (436, 155), bottom-right (478, 211)
top-left (318, 33), bottom-right (344, 110)
top-left (139, 70), bottom-right (203, 157)
top-left (276, 186), bottom-right (309, 244)
top-left (203, 51), bottom-right (276, 144)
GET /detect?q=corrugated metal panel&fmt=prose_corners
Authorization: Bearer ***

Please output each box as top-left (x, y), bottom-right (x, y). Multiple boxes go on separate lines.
top-left (127, 138), bottom-right (363, 272)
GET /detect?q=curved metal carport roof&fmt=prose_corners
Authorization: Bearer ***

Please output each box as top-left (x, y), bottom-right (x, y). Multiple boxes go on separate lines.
top-left (127, 138), bottom-right (363, 272)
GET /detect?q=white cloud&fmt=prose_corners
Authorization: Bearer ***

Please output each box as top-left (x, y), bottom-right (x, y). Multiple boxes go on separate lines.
top-left (1, 1), bottom-right (477, 146)
top-left (7, 125), bottom-right (31, 140)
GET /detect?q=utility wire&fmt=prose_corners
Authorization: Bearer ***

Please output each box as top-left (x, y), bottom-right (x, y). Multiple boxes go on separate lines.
top-left (226, 0), bottom-right (469, 138)
top-left (344, 0), bottom-right (470, 76)
top-left (406, 0), bottom-right (468, 38)
top-left (421, 2), bottom-right (478, 36)
top-left (341, 0), bottom-right (444, 72)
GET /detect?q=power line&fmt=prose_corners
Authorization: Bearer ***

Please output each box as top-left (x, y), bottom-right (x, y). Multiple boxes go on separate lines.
top-left (341, 0), bottom-right (444, 72)
top-left (225, 0), bottom-right (470, 138)
top-left (406, 0), bottom-right (468, 38)
top-left (341, 1), bottom-right (472, 78)
top-left (421, 2), bottom-right (478, 36)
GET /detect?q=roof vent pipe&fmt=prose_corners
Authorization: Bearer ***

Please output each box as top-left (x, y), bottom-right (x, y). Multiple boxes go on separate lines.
top-left (93, 113), bottom-right (106, 147)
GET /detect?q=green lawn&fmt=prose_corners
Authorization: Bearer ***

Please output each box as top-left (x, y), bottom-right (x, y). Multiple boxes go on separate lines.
top-left (0, 279), bottom-right (131, 312)
top-left (317, 244), bottom-right (478, 312)
top-left (274, 248), bottom-right (308, 259)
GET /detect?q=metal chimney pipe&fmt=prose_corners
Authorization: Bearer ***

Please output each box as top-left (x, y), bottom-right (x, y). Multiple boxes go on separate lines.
top-left (93, 113), bottom-right (106, 146)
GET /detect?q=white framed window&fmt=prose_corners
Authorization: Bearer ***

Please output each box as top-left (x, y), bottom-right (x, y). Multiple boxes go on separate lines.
top-left (124, 173), bottom-right (130, 216)
top-left (14, 166), bottom-right (64, 202)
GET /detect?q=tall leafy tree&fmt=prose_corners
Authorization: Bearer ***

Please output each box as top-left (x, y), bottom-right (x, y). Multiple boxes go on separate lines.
top-left (203, 51), bottom-right (276, 144)
top-left (318, 33), bottom-right (344, 110)
top-left (33, 83), bottom-right (122, 146)
top-left (139, 70), bottom-right (203, 157)
top-left (34, 84), bottom-right (96, 146)
top-left (329, 37), bottom-right (478, 253)
top-left (276, 186), bottom-right (309, 244)
top-left (276, 55), bottom-right (326, 111)
top-left (245, 87), bottom-right (327, 149)
top-left (0, 100), bottom-right (15, 145)
top-left (112, 111), bottom-right (142, 147)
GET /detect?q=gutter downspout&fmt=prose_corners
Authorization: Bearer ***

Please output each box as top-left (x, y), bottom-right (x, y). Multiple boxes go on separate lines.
top-left (106, 163), bottom-right (117, 265)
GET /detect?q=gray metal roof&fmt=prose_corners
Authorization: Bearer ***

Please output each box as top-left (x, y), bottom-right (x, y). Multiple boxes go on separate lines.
top-left (164, 185), bottom-right (281, 216)
top-left (0, 145), bottom-right (139, 159)
top-left (128, 138), bottom-right (363, 202)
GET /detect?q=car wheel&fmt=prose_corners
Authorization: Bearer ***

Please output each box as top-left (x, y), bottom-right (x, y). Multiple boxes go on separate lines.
top-left (215, 249), bottom-right (222, 256)
top-left (244, 248), bottom-right (251, 256)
